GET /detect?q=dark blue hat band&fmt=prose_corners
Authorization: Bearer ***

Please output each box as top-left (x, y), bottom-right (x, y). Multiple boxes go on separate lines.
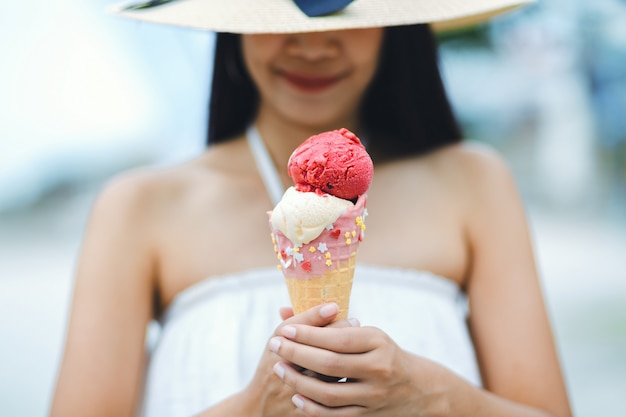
top-left (293, 0), bottom-right (354, 17)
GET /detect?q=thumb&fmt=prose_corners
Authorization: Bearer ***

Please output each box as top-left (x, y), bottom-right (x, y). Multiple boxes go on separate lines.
top-left (280, 303), bottom-right (339, 329)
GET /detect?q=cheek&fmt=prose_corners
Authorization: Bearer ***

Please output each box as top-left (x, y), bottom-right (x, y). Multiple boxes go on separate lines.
top-left (241, 35), bottom-right (287, 89)
top-left (355, 51), bottom-right (382, 88)
top-left (347, 30), bottom-right (384, 81)
top-left (241, 34), bottom-right (285, 67)
top-left (241, 38), bottom-right (264, 80)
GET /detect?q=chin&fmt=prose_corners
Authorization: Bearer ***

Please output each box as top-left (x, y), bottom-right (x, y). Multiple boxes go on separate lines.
top-left (282, 102), bottom-right (355, 130)
top-left (290, 114), bottom-right (348, 131)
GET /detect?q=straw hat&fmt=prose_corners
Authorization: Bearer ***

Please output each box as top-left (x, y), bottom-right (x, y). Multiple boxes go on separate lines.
top-left (112, 0), bottom-right (533, 34)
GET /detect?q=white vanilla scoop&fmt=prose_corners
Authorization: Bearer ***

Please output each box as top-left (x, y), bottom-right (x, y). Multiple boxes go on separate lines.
top-left (269, 186), bottom-right (353, 245)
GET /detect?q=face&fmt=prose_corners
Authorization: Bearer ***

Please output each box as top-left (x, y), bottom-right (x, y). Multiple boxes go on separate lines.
top-left (242, 28), bottom-right (384, 129)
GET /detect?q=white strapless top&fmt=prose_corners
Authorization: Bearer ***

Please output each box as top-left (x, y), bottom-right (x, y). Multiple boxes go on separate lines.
top-left (139, 265), bottom-right (481, 417)
top-left (139, 127), bottom-right (481, 416)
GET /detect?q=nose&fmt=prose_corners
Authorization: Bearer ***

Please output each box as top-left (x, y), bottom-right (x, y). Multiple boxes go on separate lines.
top-left (285, 32), bottom-right (340, 61)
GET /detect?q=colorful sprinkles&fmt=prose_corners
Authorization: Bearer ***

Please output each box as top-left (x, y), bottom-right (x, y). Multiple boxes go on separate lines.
top-left (270, 199), bottom-right (368, 273)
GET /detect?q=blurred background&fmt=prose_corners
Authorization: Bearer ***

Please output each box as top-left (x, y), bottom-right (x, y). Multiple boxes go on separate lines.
top-left (0, 0), bottom-right (624, 415)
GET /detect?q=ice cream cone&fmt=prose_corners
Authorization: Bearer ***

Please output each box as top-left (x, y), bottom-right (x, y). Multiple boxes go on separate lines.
top-left (268, 129), bottom-right (372, 322)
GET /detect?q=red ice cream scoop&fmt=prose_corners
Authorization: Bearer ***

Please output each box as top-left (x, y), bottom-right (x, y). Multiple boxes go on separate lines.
top-left (287, 128), bottom-right (373, 200)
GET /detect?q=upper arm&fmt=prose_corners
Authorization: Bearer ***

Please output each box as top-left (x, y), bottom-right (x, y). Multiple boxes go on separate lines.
top-left (51, 172), bottom-right (158, 417)
top-left (462, 145), bottom-right (571, 416)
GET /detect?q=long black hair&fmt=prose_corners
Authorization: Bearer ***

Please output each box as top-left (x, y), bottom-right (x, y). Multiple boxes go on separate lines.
top-left (207, 25), bottom-right (462, 163)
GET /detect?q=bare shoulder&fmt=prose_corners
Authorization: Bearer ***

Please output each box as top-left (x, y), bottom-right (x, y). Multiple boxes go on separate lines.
top-left (430, 141), bottom-right (513, 180)
top-left (425, 141), bottom-right (519, 202)
top-left (91, 164), bottom-right (181, 226)
top-left (372, 141), bottom-right (518, 212)
top-left (93, 137), bottom-right (250, 219)
top-left (436, 141), bottom-right (527, 218)
top-left (95, 167), bottom-right (163, 212)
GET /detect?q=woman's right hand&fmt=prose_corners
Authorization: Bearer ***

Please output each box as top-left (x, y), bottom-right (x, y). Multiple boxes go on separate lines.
top-left (242, 303), bottom-right (357, 417)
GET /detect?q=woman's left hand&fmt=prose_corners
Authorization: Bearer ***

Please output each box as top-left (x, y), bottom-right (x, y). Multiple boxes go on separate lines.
top-left (269, 324), bottom-right (447, 417)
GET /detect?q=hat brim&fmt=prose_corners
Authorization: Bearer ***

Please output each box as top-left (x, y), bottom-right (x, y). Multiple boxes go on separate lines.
top-left (112, 0), bottom-right (533, 34)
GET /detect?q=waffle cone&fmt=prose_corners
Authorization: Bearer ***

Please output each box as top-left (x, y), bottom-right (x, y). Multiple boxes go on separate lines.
top-left (284, 252), bottom-right (357, 321)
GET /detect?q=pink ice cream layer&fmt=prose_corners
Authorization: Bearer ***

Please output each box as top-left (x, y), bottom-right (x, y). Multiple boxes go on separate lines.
top-left (270, 194), bottom-right (367, 279)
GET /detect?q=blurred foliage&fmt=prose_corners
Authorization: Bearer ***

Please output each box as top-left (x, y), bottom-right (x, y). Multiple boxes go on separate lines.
top-left (436, 25), bottom-right (494, 50)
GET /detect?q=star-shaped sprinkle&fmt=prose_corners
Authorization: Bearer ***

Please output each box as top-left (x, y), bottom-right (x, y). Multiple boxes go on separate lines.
top-left (317, 242), bottom-right (328, 253)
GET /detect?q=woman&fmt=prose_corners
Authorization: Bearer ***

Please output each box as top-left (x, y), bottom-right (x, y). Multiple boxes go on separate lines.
top-left (50, 1), bottom-right (572, 416)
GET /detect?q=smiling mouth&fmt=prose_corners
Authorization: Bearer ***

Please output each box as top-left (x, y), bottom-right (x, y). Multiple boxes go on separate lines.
top-left (279, 71), bottom-right (345, 93)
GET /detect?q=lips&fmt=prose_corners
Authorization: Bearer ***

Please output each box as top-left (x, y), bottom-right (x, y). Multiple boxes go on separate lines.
top-left (279, 70), bottom-right (346, 93)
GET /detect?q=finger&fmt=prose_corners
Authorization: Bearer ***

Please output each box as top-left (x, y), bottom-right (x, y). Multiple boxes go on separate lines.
top-left (272, 303), bottom-right (340, 343)
top-left (293, 394), bottom-right (364, 417)
top-left (279, 306), bottom-right (294, 321)
top-left (326, 317), bottom-right (360, 329)
top-left (281, 303), bottom-right (340, 328)
top-left (278, 325), bottom-right (379, 354)
top-left (274, 362), bottom-right (373, 409)
top-left (270, 336), bottom-right (364, 379)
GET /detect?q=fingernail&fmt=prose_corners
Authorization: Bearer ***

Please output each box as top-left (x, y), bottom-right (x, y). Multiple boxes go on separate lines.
top-left (281, 325), bottom-right (296, 338)
top-left (348, 317), bottom-right (361, 327)
top-left (273, 362), bottom-right (285, 379)
top-left (269, 337), bottom-right (281, 353)
top-left (320, 303), bottom-right (338, 318)
top-left (292, 394), bottom-right (304, 410)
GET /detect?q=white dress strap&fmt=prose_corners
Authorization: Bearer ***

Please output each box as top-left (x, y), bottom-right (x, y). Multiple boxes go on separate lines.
top-left (246, 125), bottom-right (285, 206)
